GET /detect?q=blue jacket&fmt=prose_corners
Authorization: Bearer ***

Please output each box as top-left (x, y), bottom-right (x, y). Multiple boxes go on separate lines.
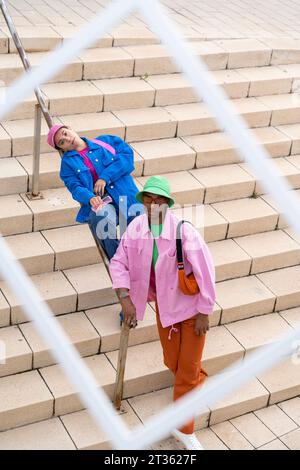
top-left (60, 135), bottom-right (140, 223)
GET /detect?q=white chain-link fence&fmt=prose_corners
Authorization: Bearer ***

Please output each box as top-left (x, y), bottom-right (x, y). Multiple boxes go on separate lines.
top-left (1, 0), bottom-right (300, 449)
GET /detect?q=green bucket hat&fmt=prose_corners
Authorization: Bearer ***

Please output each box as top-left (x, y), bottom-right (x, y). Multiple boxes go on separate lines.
top-left (136, 175), bottom-right (175, 207)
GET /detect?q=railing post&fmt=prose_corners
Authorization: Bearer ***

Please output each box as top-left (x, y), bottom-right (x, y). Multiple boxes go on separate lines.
top-left (26, 103), bottom-right (43, 200)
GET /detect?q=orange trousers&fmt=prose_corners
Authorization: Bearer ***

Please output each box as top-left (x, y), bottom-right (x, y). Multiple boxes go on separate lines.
top-left (156, 306), bottom-right (207, 434)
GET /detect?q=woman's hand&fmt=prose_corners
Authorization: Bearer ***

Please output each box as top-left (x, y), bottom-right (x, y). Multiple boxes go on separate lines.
top-left (94, 179), bottom-right (106, 196)
top-left (89, 196), bottom-right (103, 208)
top-left (121, 297), bottom-right (138, 329)
top-left (194, 313), bottom-right (209, 336)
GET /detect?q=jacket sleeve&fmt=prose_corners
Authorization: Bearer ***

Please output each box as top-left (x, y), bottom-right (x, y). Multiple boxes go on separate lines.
top-left (109, 236), bottom-right (131, 290)
top-left (60, 161), bottom-right (95, 206)
top-left (182, 224), bottom-right (216, 315)
top-left (96, 135), bottom-right (135, 185)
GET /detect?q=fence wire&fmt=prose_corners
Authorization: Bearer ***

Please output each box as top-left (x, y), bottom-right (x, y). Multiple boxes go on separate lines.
top-left (0, 0), bottom-right (300, 449)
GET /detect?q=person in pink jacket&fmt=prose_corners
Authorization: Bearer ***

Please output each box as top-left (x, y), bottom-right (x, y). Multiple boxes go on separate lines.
top-left (109, 175), bottom-right (216, 450)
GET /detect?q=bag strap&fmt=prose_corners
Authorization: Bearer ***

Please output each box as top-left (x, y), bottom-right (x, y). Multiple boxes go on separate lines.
top-left (176, 220), bottom-right (193, 270)
top-left (92, 139), bottom-right (116, 156)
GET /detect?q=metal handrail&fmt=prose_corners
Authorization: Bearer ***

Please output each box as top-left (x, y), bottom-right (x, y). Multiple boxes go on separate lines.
top-left (0, 0), bottom-right (53, 128)
top-left (0, 0), bottom-right (54, 198)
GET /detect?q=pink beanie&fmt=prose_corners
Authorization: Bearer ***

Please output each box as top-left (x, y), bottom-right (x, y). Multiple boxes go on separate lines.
top-left (47, 124), bottom-right (66, 148)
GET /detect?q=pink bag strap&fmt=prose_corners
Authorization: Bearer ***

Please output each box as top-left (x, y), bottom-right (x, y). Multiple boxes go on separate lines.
top-left (92, 139), bottom-right (116, 156)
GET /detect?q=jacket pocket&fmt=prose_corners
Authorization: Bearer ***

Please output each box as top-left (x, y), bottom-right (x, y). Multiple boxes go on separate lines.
top-left (101, 151), bottom-right (120, 167)
top-left (77, 167), bottom-right (93, 185)
top-left (124, 239), bottom-right (142, 254)
top-left (76, 166), bottom-right (91, 176)
top-left (166, 247), bottom-right (176, 258)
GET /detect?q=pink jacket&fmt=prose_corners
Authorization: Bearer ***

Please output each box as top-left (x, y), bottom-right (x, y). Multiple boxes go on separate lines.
top-left (109, 210), bottom-right (216, 328)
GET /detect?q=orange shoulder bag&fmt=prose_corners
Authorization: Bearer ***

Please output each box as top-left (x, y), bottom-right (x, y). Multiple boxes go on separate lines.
top-left (176, 220), bottom-right (200, 296)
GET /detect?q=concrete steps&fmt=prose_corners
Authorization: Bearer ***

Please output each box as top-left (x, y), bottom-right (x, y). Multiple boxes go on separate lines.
top-left (2, 220), bottom-right (300, 282)
top-left (0, 418), bottom-right (77, 450)
top-left (210, 229), bottom-right (300, 281)
top-left (0, 40), bottom-right (201, 91)
top-left (1, 33), bottom-right (300, 449)
top-left (3, 224), bottom-right (101, 275)
top-left (0, 307), bottom-right (299, 442)
top-left (0, 262), bottom-right (116, 326)
top-left (2, 97), bottom-right (300, 159)
top-left (0, 139), bottom-right (300, 207)
top-left (2, 151), bottom-right (299, 235)
top-left (0, 25), bottom-right (160, 54)
top-left (0, 189), bottom-right (293, 284)
top-left (0, 192), bottom-right (279, 239)
top-left (1, 38), bottom-right (300, 83)
top-left (0, 39), bottom-right (267, 86)
top-left (1, 391), bottom-right (299, 450)
top-left (1, 260), bottom-right (300, 374)
top-left (1, 64), bottom-right (298, 120)
top-left (0, 127), bottom-right (298, 195)
top-left (182, 127), bottom-right (293, 168)
top-left (136, 165), bottom-right (254, 205)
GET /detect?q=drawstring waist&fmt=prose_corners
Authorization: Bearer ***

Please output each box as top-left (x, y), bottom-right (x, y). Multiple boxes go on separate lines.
top-left (155, 300), bottom-right (178, 341)
top-left (168, 324), bottom-right (178, 340)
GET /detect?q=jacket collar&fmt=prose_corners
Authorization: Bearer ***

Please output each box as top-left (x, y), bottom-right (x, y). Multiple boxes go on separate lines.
top-left (138, 209), bottom-right (177, 240)
top-left (62, 137), bottom-right (97, 158)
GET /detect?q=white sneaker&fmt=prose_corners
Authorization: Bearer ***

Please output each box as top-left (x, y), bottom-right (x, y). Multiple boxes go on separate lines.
top-left (171, 429), bottom-right (204, 450)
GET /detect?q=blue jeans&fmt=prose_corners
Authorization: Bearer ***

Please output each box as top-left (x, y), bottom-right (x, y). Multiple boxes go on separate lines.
top-left (88, 203), bottom-right (143, 260)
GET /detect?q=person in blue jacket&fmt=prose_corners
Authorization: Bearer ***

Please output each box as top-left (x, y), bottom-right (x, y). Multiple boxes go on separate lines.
top-left (47, 124), bottom-right (143, 260)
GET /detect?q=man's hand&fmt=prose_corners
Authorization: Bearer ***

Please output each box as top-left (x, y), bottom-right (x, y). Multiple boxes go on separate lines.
top-left (121, 297), bottom-right (137, 329)
top-left (194, 313), bottom-right (209, 336)
top-left (89, 196), bottom-right (103, 208)
top-left (94, 179), bottom-right (106, 196)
